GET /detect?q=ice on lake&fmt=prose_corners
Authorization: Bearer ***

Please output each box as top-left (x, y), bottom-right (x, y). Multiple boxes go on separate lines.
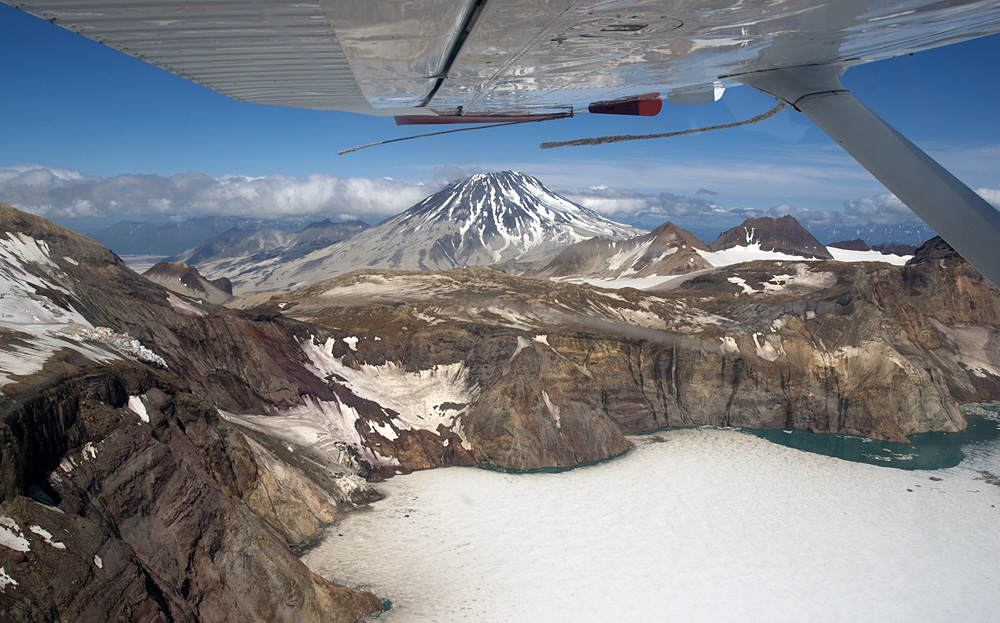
top-left (302, 428), bottom-right (1000, 623)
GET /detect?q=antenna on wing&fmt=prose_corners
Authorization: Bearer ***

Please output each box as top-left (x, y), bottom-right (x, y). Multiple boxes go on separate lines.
top-left (338, 113), bottom-right (572, 155)
top-left (539, 101), bottom-right (785, 149)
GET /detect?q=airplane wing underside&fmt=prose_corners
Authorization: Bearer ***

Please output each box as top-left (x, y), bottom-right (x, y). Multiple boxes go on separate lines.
top-left (7, 0), bottom-right (1000, 116)
top-left (7, 0), bottom-right (1000, 285)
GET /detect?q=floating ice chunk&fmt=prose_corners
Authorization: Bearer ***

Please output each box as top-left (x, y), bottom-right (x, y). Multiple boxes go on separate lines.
top-left (29, 525), bottom-right (66, 550)
top-left (0, 517), bottom-right (30, 552)
top-left (128, 395), bottom-right (149, 423)
top-left (94, 555), bottom-right (103, 569)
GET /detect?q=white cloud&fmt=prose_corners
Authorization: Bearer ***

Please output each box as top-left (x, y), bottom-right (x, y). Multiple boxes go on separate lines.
top-left (975, 187), bottom-right (1000, 209)
top-left (5, 164), bottom-right (989, 234)
top-left (844, 193), bottom-right (921, 225)
top-left (0, 165), bottom-right (433, 222)
top-left (767, 203), bottom-right (843, 227)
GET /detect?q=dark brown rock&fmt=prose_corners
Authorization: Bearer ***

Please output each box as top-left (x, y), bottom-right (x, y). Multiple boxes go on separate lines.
top-left (0, 362), bottom-right (382, 623)
top-left (710, 215), bottom-right (833, 259)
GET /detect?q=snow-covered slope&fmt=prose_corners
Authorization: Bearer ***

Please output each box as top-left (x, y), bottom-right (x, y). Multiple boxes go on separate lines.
top-left (238, 171), bottom-right (644, 293)
top-left (0, 206), bottom-right (166, 389)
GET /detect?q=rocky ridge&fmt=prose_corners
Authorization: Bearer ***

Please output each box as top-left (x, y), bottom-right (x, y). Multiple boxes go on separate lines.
top-left (143, 261), bottom-right (233, 304)
top-left (237, 237), bottom-right (1000, 471)
top-left (531, 221), bottom-right (712, 280)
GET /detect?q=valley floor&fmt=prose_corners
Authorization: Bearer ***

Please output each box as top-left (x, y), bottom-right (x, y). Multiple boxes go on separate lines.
top-left (303, 428), bottom-right (1000, 623)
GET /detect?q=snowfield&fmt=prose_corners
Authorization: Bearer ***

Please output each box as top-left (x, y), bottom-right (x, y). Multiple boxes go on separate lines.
top-left (303, 428), bottom-right (1000, 623)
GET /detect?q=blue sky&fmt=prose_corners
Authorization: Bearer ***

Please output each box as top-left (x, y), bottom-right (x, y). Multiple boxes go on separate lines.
top-left (1, 2), bottom-right (999, 237)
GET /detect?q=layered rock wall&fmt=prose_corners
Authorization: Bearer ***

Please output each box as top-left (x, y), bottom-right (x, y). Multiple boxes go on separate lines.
top-left (0, 361), bottom-right (381, 623)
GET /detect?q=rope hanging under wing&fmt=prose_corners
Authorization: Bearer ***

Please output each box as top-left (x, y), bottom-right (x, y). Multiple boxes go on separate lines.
top-left (338, 113), bottom-right (572, 155)
top-left (539, 101), bottom-right (786, 149)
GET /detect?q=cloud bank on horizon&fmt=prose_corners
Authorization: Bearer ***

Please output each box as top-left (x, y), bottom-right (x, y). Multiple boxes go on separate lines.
top-left (3, 164), bottom-right (997, 231)
top-left (0, 164), bottom-right (431, 223)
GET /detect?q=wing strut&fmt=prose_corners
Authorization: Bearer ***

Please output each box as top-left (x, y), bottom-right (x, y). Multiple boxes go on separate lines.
top-left (737, 65), bottom-right (1000, 287)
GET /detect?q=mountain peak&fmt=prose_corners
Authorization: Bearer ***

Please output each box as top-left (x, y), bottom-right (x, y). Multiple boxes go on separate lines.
top-left (709, 215), bottom-right (832, 259)
top-left (144, 261), bottom-right (233, 304)
top-left (534, 220), bottom-right (710, 280)
top-left (646, 221), bottom-right (710, 251)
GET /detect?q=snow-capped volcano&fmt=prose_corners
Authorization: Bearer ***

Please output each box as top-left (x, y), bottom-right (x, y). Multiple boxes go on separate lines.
top-left (242, 171), bottom-right (644, 292)
top-left (396, 171), bottom-right (643, 263)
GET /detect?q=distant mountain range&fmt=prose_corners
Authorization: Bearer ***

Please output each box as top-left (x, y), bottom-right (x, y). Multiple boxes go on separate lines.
top-left (168, 219), bottom-right (370, 282)
top-left (810, 223), bottom-right (934, 246)
top-left (117, 171), bottom-right (924, 294)
top-left (90, 215), bottom-right (341, 256)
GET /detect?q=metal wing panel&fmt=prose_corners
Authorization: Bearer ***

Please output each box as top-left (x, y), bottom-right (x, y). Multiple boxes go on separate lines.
top-left (433, 0), bottom-right (1000, 115)
top-left (8, 0), bottom-right (375, 112)
top-left (317, 0), bottom-right (478, 109)
top-left (8, 0), bottom-right (1000, 115)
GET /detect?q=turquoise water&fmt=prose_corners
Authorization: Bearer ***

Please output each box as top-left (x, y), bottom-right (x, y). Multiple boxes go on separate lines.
top-left (475, 404), bottom-right (1000, 474)
top-left (745, 403), bottom-right (1000, 470)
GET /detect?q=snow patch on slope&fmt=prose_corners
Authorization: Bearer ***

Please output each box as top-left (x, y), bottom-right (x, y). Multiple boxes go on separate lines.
top-left (29, 525), bottom-right (66, 550)
top-left (302, 337), bottom-right (478, 440)
top-left (827, 247), bottom-right (911, 265)
top-left (128, 395), bottom-right (149, 423)
top-left (0, 517), bottom-right (30, 553)
top-left (697, 244), bottom-right (815, 267)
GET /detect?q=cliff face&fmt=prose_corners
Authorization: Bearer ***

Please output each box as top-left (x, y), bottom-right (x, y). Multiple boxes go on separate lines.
top-left (1, 204), bottom-right (382, 622)
top-left (259, 251), bottom-right (1000, 471)
top-left (0, 362), bottom-right (381, 623)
